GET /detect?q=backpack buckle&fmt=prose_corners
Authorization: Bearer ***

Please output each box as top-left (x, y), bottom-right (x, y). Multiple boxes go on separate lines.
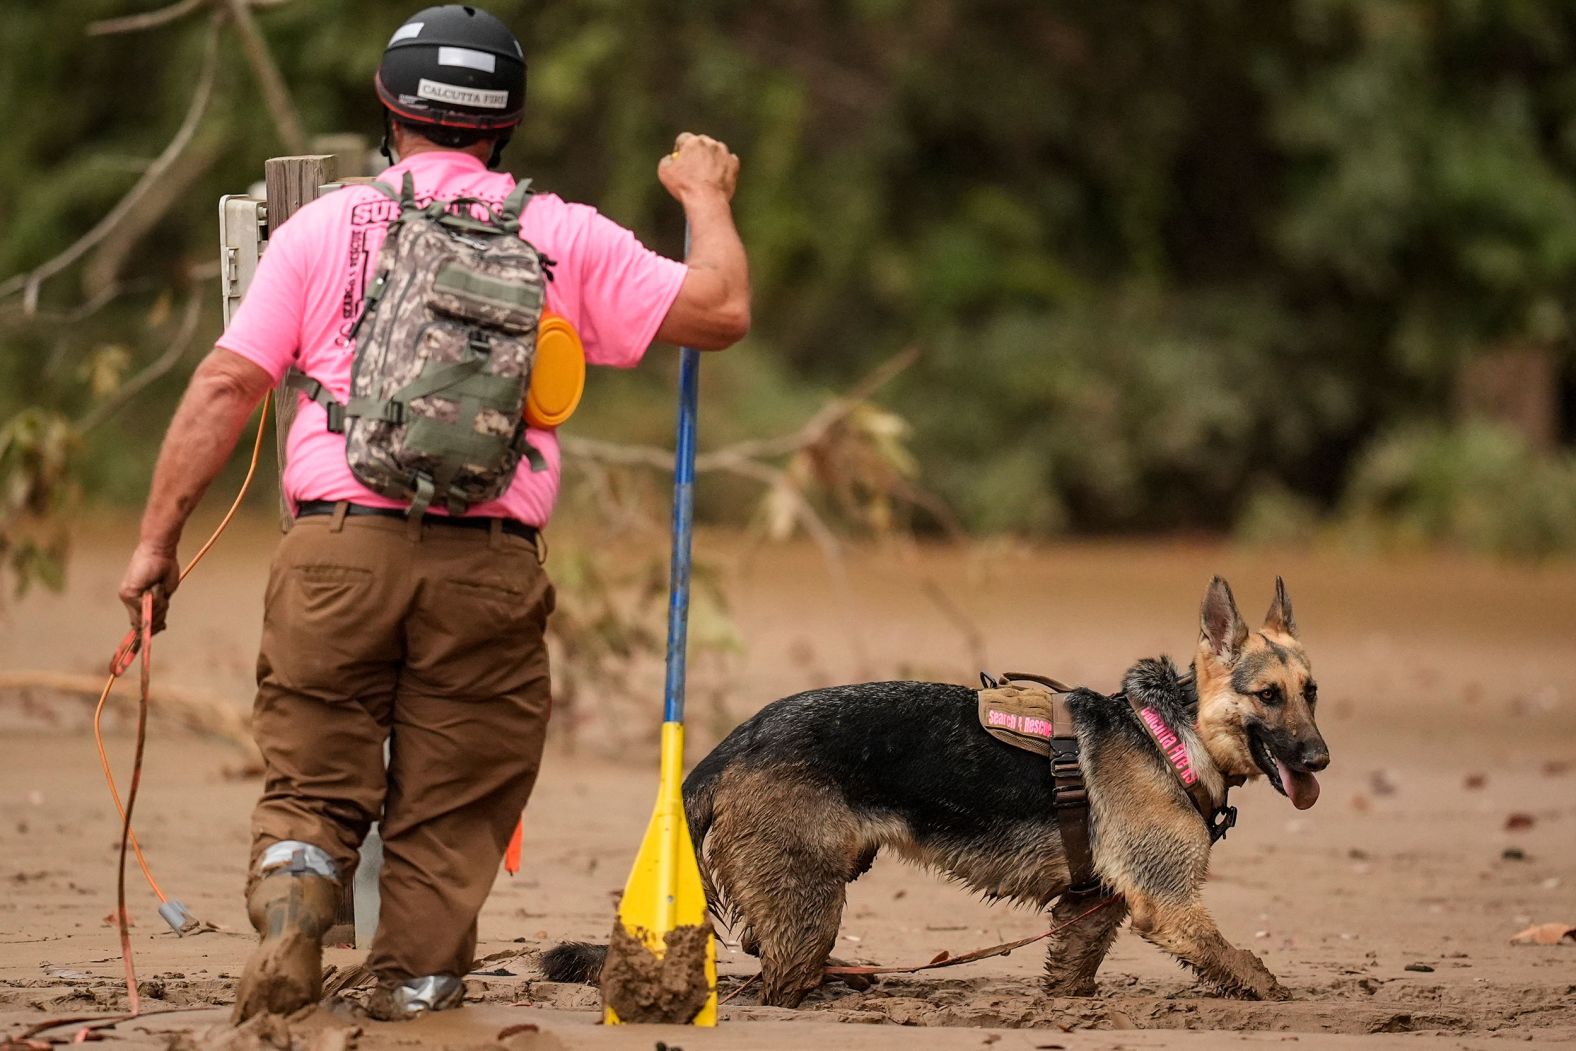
top-left (467, 330), bottom-right (491, 357)
top-left (324, 403), bottom-right (346, 433)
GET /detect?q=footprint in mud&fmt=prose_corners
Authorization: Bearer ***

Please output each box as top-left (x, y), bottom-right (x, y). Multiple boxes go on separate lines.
top-left (165, 1009), bottom-right (359, 1051)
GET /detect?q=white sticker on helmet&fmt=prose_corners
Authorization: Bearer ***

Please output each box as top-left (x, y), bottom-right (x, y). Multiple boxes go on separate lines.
top-left (437, 46), bottom-right (497, 73)
top-left (417, 78), bottom-right (508, 109)
top-left (390, 22), bottom-right (423, 44)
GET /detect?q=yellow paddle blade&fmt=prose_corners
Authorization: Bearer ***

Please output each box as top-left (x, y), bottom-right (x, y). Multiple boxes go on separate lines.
top-left (604, 722), bottom-right (717, 1026)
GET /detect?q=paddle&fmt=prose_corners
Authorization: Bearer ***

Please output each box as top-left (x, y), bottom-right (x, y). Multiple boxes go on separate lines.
top-left (602, 248), bottom-right (717, 1025)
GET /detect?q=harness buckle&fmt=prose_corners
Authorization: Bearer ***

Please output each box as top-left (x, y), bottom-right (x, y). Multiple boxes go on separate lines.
top-left (324, 403), bottom-right (346, 433)
top-left (1051, 755), bottom-right (1081, 778)
top-left (1208, 804), bottom-right (1238, 843)
top-left (1052, 785), bottom-right (1088, 808)
top-left (1050, 749), bottom-right (1087, 808)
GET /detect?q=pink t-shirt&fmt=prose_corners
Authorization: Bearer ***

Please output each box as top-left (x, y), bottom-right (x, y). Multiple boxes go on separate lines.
top-left (220, 150), bottom-right (687, 526)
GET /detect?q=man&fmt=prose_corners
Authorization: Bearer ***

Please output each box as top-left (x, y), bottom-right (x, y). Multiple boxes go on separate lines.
top-left (116, 4), bottom-right (748, 1022)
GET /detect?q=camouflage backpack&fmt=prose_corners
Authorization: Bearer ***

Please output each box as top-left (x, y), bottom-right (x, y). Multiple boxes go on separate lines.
top-left (289, 172), bottom-right (549, 517)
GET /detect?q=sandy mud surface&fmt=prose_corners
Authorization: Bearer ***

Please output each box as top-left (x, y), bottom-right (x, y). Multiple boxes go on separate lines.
top-left (2, 518), bottom-right (1573, 1048)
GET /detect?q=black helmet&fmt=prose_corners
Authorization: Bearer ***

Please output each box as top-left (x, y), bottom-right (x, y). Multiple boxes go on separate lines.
top-left (376, 5), bottom-right (526, 131)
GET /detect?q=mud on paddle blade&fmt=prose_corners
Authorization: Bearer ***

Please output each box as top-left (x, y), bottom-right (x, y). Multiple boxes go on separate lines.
top-left (602, 723), bottom-right (716, 1024)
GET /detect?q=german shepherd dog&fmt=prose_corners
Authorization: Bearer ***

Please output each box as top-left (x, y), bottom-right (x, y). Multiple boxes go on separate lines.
top-left (544, 577), bottom-right (1329, 1006)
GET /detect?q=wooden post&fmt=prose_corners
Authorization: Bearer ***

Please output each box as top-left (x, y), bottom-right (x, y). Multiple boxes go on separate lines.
top-left (263, 154), bottom-right (336, 532)
top-left (311, 133), bottom-right (372, 180)
top-left (260, 154), bottom-right (363, 947)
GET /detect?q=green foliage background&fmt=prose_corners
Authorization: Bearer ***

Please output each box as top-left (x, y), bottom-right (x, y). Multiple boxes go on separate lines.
top-left (3, 0), bottom-right (1575, 552)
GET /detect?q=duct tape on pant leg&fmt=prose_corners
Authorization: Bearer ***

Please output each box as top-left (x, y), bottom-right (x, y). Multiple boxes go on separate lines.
top-left (374, 974), bottom-right (464, 1018)
top-left (258, 840), bottom-right (339, 880)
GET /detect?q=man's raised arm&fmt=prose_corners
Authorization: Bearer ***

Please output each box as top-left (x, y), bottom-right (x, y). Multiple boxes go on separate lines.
top-left (654, 133), bottom-right (750, 351)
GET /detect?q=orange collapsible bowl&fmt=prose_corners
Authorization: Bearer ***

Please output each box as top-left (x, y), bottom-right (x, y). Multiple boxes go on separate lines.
top-left (525, 311), bottom-right (586, 429)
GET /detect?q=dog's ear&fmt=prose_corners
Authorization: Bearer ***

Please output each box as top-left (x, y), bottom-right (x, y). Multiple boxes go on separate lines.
top-left (1200, 576), bottom-right (1248, 664)
top-left (1263, 575), bottom-right (1297, 638)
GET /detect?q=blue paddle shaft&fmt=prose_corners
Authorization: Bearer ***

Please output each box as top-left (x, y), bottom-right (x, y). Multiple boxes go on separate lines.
top-left (663, 227), bottom-right (700, 726)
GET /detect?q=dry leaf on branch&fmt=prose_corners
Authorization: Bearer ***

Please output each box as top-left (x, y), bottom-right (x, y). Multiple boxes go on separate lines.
top-left (1509, 922), bottom-right (1576, 946)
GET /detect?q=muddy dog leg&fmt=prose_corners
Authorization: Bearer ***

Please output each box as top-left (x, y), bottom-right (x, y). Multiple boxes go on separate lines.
top-left (1128, 892), bottom-right (1288, 1000)
top-left (706, 773), bottom-right (870, 1007)
top-left (1042, 894), bottom-right (1127, 996)
top-left (721, 851), bottom-right (847, 1006)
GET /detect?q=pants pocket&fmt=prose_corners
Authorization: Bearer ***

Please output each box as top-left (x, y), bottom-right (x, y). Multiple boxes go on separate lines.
top-left (294, 564), bottom-right (374, 619)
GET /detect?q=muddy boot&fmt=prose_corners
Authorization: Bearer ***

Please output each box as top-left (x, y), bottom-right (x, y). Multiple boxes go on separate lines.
top-left (365, 975), bottom-right (465, 1021)
top-left (233, 842), bottom-right (341, 1023)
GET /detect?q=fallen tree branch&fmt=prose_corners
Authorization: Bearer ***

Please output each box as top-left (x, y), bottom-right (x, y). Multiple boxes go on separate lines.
top-left (84, 134), bottom-right (222, 297)
top-left (561, 347), bottom-right (919, 476)
top-left (564, 433), bottom-right (848, 567)
top-left (86, 0), bottom-right (291, 37)
top-left (0, 14), bottom-right (222, 314)
top-left (0, 670), bottom-right (256, 758)
top-left (221, 0), bottom-right (309, 154)
top-left (86, 0), bottom-right (207, 36)
top-left (561, 348), bottom-right (933, 558)
top-left (715, 345), bottom-right (921, 463)
top-left (921, 579), bottom-right (988, 673)
top-left (0, 280), bottom-right (145, 329)
top-left (77, 288), bottom-right (208, 434)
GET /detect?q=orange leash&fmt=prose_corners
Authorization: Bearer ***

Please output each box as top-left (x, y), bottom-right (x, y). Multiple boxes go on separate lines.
top-left (821, 897), bottom-right (1119, 978)
top-left (95, 394), bottom-right (270, 1009)
top-left (715, 898), bottom-right (1120, 1009)
top-left (113, 592), bottom-right (154, 1015)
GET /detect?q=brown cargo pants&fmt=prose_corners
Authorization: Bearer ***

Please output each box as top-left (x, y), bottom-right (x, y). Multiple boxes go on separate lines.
top-left (248, 507), bottom-right (553, 981)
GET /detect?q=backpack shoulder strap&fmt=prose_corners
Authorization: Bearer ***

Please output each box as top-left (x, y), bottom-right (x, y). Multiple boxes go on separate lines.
top-left (497, 178), bottom-right (534, 230)
top-left (366, 172), bottom-right (419, 209)
top-left (285, 369), bottom-right (347, 433)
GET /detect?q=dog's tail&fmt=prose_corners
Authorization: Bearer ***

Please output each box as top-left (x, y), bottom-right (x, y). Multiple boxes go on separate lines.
top-left (539, 941), bottom-right (607, 985)
top-left (540, 758), bottom-right (732, 987)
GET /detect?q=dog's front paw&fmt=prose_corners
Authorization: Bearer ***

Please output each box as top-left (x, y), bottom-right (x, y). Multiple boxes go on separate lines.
top-left (1225, 948), bottom-right (1289, 1001)
top-left (1238, 973), bottom-right (1292, 1001)
top-left (1041, 977), bottom-right (1099, 998)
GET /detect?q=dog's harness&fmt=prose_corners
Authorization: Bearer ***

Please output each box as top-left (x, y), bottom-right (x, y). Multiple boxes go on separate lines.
top-left (977, 671), bottom-right (1240, 899)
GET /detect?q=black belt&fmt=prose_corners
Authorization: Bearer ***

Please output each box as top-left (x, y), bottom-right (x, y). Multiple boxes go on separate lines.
top-left (295, 500), bottom-right (539, 544)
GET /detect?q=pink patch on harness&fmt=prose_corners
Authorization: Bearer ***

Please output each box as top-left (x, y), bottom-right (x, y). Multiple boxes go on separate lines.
top-left (987, 708), bottom-right (1054, 738)
top-left (987, 708), bottom-right (1020, 732)
top-left (1021, 716), bottom-right (1054, 738)
top-left (1140, 707), bottom-right (1198, 785)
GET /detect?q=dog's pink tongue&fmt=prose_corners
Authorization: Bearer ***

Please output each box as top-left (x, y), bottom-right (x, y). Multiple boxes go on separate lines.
top-left (1276, 758), bottom-right (1320, 810)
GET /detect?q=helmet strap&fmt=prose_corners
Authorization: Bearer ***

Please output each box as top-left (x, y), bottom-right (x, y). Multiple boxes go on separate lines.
top-left (487, 130), bottom-right (512, 170)
top-left (379, 110), bottom-right (395, 165)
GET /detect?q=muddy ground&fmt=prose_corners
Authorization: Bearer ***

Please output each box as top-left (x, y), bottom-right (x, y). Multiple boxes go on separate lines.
top-left (1, 515), bottom-right (1573, 1049)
